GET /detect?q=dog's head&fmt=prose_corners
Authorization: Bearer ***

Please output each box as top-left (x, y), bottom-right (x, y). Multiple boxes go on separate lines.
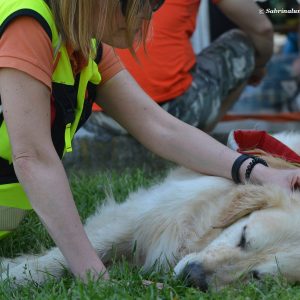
top-left (175, 183), bottom-right (300, 291)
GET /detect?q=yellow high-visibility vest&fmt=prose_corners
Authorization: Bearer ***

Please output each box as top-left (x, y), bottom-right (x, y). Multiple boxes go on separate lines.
top-left (0, 0), bottom-right (102, 238)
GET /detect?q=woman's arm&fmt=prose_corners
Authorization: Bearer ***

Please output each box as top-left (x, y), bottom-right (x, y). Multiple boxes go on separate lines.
top-left (0, 68), bottom-right (108, 281)
top-left (216, 0), bottom-right (274, 68)
top-left (97, 71), bottom-right (237, 178)
top-left (96, 70), bottom-right (300, 189)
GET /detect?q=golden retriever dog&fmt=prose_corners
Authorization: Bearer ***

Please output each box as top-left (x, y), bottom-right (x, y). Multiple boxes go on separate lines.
top-left (1, 131), bottom-right (300, 290)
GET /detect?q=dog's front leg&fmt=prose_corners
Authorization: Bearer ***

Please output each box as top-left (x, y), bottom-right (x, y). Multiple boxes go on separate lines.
top-left (1, 247), bottom-right (66, 285)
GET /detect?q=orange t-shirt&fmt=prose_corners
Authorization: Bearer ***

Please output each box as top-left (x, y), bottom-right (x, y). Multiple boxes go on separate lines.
top-left (0, 17), bottom-right (124, 88)
top-left (116, 0), bottom-right (220, 103)
top-left (0, 16), bottom-right (124, 120)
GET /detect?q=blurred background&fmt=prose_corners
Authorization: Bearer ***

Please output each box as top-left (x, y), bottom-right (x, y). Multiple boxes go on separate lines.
top-left (198, 0), bottom-right (300, 140)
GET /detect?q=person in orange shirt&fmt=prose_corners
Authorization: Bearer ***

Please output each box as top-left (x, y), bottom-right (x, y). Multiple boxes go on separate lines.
top-left (89, 0), bottom-right (272, 136)
top-left (1, 0), bottom-right (300, 285)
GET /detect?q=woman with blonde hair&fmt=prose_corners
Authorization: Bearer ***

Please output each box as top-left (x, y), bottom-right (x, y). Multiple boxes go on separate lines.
top-left (0, 0), bottom-right (299, 283)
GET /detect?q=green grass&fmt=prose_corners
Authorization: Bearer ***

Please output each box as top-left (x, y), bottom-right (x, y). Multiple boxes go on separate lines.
top-left (1, 168), bottom-right (300, 299)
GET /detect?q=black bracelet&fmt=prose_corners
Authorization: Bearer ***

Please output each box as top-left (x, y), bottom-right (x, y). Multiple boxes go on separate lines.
top-left (245, 157), bottom-right (268, 181)
top-left (231, 154), bottom-right (252, 184)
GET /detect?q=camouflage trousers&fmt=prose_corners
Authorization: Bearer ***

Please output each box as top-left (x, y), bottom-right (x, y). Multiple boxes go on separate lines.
top-left (162, 29), bottom-right (255, 130)
top-left (83, 29), bottom-right (255, 141)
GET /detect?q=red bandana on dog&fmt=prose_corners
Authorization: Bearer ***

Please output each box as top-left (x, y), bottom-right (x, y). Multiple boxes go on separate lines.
top-left (228, 130), bottom-right (300, 165)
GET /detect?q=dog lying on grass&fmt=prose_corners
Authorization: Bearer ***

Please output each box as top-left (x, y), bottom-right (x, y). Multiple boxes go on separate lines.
top-left (1, 131), bottom-right (300, 291)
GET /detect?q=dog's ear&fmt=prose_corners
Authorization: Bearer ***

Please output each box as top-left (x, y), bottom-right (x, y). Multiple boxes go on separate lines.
top-left (215, 184), bottom-right (286, 228)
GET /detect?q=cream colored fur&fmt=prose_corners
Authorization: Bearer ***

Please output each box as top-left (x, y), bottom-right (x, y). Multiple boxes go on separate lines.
top-left (2, 131), bottom-right (300, 289)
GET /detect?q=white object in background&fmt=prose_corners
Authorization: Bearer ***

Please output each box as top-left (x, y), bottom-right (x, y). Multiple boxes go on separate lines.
top-left (191, 0), bottom-right (210, 55)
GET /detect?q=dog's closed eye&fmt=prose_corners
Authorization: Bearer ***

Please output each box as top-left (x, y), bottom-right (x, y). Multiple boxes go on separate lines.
top-left (237, 225), bottom-right (247, 249)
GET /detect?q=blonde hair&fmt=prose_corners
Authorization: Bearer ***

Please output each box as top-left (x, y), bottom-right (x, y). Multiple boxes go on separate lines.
top-left (48, 0), bottom-right (151, 59)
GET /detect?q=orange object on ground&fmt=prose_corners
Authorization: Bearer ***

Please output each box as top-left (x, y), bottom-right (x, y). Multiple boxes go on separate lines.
top-left (223, 112), bottom-right (300, 122)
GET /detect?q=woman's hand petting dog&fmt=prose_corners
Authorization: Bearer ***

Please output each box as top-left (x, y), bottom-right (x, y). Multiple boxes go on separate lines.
top-left (251, 165), bottom-right (300, 192)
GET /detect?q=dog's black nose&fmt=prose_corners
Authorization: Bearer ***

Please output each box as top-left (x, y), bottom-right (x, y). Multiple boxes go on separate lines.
top-left (180, 262), bottom-right (208, 292)
top-left (250, 270), bottom-right (261, 280)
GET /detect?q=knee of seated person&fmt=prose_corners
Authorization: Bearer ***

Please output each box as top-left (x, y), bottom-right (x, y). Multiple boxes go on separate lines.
top-left (218, 29), bottom-right (256, 66)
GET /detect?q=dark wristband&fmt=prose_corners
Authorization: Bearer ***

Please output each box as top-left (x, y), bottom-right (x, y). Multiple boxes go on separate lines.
top-left (231, 154), bottom-right (251, 184)
top-left (245, 157), bottom-right (268, 181)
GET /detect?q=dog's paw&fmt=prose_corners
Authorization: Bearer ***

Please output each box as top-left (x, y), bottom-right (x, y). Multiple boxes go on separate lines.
top-left (0, 258), bottom-right (21, 275)
top-left (1, 260), bottom-right (52, 286)
top-left (1, 249), bottom-right (66, 286)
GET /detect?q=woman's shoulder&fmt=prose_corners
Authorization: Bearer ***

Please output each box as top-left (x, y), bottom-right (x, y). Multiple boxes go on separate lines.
top-left (0, 16), bottom-right (53, 89)
top-left (98, 44), bottom-right (124, 84)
